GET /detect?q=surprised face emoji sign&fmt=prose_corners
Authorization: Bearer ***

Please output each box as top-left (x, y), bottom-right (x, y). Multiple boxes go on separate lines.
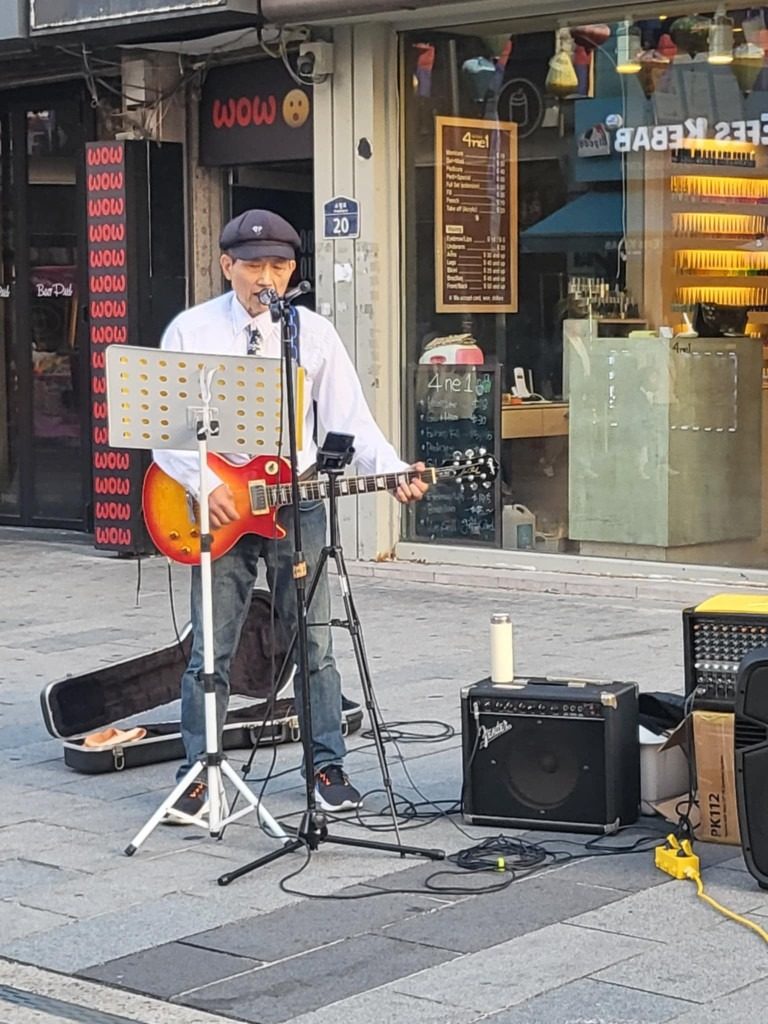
top-left (283, 89), bottom-right (311, 129)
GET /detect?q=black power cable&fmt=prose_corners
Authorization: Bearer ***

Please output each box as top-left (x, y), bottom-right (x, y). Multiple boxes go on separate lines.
top-left (361, 720), bottom-right (455, 744)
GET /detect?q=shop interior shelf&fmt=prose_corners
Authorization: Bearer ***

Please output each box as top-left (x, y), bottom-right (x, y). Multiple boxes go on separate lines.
top-left (669, 202), bottom-right (768, 217)
top-left (671, 238), bottom-right (768, 249)
top-left (673, 275), bottom-right (768, 287)
top-left (670, 163), bottom-right (766, 178)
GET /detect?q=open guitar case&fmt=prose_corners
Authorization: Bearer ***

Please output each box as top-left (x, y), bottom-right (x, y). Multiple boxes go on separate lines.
top-left (39, 590), bottom-right (363, 773)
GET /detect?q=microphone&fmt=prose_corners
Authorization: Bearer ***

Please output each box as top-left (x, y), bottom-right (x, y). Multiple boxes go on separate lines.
top-left (256, 287), bottom-right (279, 307)
top-left (285, 281), bottom-right (312, 302)
top-left (256, 281), bottom-right (312, 307)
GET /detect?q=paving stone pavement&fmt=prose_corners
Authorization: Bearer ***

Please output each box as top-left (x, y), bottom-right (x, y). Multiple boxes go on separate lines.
top-left (2, 528), bottom-right (768, 1023)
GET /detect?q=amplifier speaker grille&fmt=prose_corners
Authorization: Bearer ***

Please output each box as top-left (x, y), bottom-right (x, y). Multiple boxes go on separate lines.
top-left (736, 652), bottom-right (768, 888)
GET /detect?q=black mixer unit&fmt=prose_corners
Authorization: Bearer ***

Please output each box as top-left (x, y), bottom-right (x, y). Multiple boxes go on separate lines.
top-left (683, 596), bottom-right (768, 712)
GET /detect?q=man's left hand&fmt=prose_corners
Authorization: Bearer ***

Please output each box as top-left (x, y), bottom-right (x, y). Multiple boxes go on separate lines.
top-left (394, 462), bottom-right (430, 504)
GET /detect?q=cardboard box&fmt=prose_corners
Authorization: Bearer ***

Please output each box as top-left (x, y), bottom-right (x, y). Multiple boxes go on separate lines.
top-left (653, 710), bottom-right (740, 845)
top-left (639, 725), bottom-right (690, 815)
top-left (693, 710), bottom-right (740, 845)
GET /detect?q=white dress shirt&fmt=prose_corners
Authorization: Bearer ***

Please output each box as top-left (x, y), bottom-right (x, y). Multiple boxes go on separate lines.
top-left (153, 291), bottom-right (408, 497)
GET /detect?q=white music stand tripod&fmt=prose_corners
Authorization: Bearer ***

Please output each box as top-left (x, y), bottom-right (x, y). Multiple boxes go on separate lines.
top-left (106, 344), bottom-right (292, 855)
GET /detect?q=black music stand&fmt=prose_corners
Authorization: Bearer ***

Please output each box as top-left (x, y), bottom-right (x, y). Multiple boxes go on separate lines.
top-left (217, 294), bottom-right (444, 886)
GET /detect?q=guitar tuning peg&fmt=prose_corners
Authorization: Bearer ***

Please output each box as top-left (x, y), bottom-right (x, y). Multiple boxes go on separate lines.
top-left (478, 447), bottom-right (486, 456)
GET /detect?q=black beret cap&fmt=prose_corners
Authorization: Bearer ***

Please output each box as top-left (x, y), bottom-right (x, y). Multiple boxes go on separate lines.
top-left (219, 209), bottom-right (300, 261)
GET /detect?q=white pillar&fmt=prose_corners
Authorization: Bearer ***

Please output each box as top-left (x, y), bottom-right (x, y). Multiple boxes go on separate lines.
top-left (314, 23), bottom-right (402, 560)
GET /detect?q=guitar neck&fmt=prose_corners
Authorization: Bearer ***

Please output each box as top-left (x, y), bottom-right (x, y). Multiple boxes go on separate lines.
top-left (268, 466), bottom-right (452, 506)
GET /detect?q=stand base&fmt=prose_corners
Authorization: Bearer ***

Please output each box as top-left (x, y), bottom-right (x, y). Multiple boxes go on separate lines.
top-left (217, 810), bottom-right (445, 885)
top-left (124, 755), bottom-right (289, 856)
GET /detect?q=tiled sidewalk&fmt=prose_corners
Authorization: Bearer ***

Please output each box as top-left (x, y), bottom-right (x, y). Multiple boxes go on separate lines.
top-left (2, 530), bottom-right (767, 1024)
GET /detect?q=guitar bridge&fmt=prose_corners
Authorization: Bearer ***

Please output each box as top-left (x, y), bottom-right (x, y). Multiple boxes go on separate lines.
top-left (248, 480), bottom-right (270, 516)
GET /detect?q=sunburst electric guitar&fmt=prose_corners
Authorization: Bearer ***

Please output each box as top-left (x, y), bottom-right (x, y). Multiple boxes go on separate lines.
top-left (143, 450), bottom-right (497, 565)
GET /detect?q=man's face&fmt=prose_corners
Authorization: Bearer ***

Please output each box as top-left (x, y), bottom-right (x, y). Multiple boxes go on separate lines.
top-left (220, 254), bottom-right (296, 317)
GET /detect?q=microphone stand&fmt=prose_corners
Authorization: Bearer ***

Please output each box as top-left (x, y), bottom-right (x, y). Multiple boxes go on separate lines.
top-left (218, 286), bottom-right (444, 886)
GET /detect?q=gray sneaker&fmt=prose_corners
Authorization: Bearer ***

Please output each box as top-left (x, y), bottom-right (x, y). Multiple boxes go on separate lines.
top-left (314, 765), bottom-right (362, 812)
top-left (163, 780), bottom-right (208, 825)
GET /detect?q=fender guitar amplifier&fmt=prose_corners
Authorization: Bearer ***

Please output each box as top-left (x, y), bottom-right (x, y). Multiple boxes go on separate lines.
top-left (461, 677), bottom-right (640, 834)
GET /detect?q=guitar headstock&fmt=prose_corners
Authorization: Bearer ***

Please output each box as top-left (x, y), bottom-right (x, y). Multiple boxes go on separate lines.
top-left (440, 448), bottom-right (498, 491)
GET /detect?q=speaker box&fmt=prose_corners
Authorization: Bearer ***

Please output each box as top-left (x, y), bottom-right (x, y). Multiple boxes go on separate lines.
top-left (461, 677), bottom-right (640, 834)
top-left (734, 648), bottom-right (768, 888)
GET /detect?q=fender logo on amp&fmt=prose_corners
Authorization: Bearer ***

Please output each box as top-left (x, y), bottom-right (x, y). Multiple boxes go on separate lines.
top-left (479, 719), bottom-right (512, 749)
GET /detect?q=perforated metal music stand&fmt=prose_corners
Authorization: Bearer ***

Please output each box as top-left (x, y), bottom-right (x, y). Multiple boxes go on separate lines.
top-left (105, 344), bottom-right (302, 854)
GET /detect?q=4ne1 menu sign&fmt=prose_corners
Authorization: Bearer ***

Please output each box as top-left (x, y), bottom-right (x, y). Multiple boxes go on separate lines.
top-left (413, 364), bottom-right (500, 546)
top-left (435, 116), bottom-right (518, 314)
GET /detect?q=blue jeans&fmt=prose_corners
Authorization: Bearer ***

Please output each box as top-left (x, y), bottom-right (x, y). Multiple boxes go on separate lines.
top-left (177, 500), bottom-right (346, 779)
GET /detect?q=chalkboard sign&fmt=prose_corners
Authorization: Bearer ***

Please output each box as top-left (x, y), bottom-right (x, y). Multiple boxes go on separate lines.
top-left (413, 364), bottom-right (500, 545)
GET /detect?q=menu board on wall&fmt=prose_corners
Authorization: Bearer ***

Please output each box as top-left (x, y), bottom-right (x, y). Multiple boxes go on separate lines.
top-left (413, 364), bottom-right (500, 545)
top-left (435, 116), bottom-right (518, 313)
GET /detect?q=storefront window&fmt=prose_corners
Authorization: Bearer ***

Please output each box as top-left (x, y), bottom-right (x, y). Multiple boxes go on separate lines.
top-left (0, 113), bottom-right (15, 517)
top-left (402, 12), bottom-right (768, 568)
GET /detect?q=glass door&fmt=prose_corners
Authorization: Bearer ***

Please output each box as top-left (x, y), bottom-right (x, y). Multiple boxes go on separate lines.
top-left (0, 88), bottom-right (90, 528)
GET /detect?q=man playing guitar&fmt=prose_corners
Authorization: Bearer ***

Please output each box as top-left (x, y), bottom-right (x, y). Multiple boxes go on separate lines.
top-left (153, 209), bottom-right (428, 822)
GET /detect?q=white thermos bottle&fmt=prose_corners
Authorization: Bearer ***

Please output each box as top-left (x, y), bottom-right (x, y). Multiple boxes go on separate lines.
top-left (490, 612), bottom-right (514, 683)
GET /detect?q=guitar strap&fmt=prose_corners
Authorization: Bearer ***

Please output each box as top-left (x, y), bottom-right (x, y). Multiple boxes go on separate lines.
top-left (288, 304), bottom-right (319, 446)
top-left (286, 304), bottom-right (301, 367)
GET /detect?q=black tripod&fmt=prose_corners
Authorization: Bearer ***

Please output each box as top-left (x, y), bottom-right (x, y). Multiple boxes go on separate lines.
top-left (218, 294), bottom-right (443, 887)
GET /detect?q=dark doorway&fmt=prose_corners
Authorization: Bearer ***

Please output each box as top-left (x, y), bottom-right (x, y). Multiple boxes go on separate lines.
top-left (0, 85), bottom-right (92, 529)
top-left (230, 161), bottom-right (314, 309)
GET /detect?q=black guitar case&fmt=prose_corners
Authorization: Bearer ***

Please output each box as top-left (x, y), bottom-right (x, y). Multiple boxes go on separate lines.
top-left (39, 589), bottom-right (362, 773)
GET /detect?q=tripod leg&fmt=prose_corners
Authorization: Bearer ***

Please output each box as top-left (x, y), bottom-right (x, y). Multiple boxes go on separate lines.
top-left (219, 759), bottom-right (290, 840)
top-left (125, 761), bottom-right (207, 855)
top-left (330, 545), bottom-right (404, 847)
top-left (218, 837), bottom-right (305, 886)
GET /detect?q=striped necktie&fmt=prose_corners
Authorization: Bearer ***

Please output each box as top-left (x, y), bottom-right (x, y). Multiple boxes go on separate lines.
top-left (247, 325), bottom-right (262, 354)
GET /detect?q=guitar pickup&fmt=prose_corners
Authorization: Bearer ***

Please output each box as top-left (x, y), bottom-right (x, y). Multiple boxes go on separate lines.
top-left (248, 480), bottom-right (270, 515)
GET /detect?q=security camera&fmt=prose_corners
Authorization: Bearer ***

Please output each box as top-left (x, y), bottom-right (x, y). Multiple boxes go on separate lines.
top-left (296, 49), bottom-right (315, 77)
top-left (298, 41), bottom-right (334, 78)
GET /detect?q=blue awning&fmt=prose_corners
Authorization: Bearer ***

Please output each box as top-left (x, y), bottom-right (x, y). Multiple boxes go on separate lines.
top-left (521, 192), bottom-right (623, 253)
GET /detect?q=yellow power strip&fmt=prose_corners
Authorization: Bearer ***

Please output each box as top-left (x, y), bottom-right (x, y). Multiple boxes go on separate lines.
top-left (655, 834), bottom-right (768, 943)
top-left (654, 834), bottom-right (699, 879)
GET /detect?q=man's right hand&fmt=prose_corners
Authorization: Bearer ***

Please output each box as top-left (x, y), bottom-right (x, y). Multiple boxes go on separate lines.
top-left (208, 483), bottom-right (239, 529)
